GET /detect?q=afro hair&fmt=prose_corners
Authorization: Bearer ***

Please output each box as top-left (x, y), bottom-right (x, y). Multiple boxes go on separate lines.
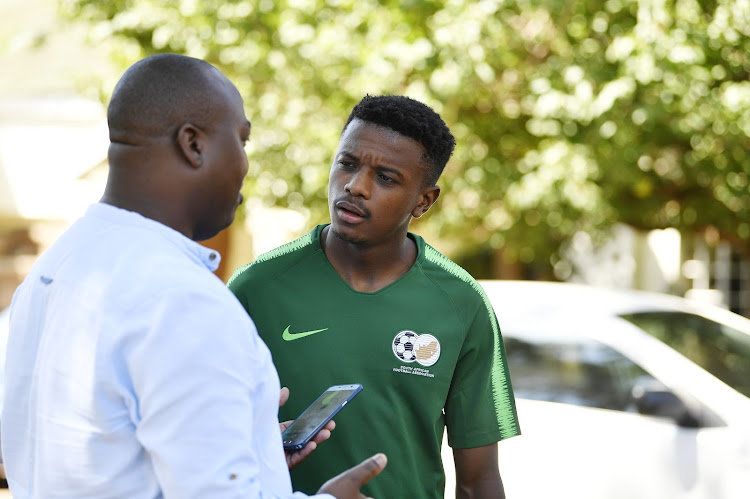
top-left (342, 95), bottom-right (456, 185)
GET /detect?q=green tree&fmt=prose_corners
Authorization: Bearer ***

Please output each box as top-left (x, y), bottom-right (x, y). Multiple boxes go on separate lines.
top-left (59, 0), bottom-right (750, 277)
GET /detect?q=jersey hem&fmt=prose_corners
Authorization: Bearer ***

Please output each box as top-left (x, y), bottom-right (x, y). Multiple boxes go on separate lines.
top-left (447, 427), bottom-right (521, 449)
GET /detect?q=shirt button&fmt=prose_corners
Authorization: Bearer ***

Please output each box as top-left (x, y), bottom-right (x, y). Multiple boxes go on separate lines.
top-left (209, 253), bottom-right (217, 261)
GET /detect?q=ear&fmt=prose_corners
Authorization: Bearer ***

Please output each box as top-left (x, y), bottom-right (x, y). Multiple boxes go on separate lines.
top-left (176, 123), bottom-right (205, 169)
top-left (412, 185), bottom-right (441, 219)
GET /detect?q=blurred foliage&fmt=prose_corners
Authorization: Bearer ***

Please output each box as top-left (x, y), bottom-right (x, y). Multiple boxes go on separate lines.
top-left (59, 0), bottom-right (750, 276)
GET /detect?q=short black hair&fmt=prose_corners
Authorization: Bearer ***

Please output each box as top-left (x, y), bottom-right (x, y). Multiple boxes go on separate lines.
top-left (342, 95), bottom-right (456, 185)
top-left (108, 53), bottom-right (225, 139)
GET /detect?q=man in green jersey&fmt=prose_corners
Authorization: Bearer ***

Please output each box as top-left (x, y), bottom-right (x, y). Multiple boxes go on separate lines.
top-left (229, 95), bottom-right (520, 498)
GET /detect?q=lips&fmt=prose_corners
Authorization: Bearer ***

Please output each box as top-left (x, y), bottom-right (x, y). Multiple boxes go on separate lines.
top-left (335, 199), bottom-right (369, 223)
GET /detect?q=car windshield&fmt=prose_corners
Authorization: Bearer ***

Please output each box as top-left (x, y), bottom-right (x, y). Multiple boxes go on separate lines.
top-left (621, 311), bottom-right (750, 398)
top-left (505, 335), bottom-right (655, 413)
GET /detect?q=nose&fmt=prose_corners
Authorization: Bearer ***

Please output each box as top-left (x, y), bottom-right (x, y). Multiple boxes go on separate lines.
top-left (345, 170), bottom-right (371, 199)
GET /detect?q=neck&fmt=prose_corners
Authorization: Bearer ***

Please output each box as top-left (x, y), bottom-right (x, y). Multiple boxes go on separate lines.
top-left (321, 225), bottom-right (417, 293)
top-left (100, 186), bottom-right (192, 240)
top-left (102, 150), bottom-right (195, 239)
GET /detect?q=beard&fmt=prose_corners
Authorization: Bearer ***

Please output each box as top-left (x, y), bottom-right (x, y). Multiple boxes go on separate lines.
top-left (329, 223), bottom-right (369, 246)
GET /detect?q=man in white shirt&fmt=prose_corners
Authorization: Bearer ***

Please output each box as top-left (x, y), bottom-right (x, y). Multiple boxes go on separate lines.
top-left (0, 53), bottom-right (386, 498)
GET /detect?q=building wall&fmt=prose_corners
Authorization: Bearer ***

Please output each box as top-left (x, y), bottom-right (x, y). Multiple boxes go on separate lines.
top-left (566, 223), bottom-right (750, 318)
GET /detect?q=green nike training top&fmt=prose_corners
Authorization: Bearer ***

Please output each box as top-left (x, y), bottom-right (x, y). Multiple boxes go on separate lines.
top-left (228, 225), bottom-right (520, 498)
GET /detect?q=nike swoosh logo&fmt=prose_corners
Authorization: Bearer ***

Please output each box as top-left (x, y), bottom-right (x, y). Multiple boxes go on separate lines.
top-left (282, 325), bottom-right (329, 341)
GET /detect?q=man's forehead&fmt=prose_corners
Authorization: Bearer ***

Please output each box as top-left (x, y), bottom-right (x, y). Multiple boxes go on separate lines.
top-left (212, 79), bottom-right (249, 123)
top-left (343, 118), bottom-right (400, 138)
top-left (336, 119), bottom-right (430, 177)
top-left (339, 119), bottom-right (424, 151)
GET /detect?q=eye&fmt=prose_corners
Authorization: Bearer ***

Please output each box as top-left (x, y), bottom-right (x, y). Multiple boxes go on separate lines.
top-left (377, 173), bottom-right (395, 183)
top-left (338, 160), bottom-right (356, 170)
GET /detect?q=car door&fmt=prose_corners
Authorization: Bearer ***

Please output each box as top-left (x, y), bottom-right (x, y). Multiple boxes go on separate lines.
top-left (441, 328), bottom-right (745, 499)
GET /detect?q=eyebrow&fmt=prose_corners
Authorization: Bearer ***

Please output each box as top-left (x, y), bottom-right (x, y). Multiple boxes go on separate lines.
top-left (339, 151), bottom-right (405, 179)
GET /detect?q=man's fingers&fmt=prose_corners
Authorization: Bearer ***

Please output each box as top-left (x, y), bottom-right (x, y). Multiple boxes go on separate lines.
top-left (287, 441), bottom-right (316, 470)
top-left (347, 453), bottom-right (388, 485)
top-left (310, 422), bottom-right (334, 445)
top-left (278, 386), bottom-right (290, 408)
top-left (317, 453), bottom-right (387, 498)
top-left (318, 454), bottom-right (388, 499)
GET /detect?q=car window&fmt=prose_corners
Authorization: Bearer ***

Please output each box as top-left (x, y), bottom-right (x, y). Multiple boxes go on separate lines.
top-left (621, 311), bottom-right (750, 398)
top-left (505, 335), bottom-right (656, 413)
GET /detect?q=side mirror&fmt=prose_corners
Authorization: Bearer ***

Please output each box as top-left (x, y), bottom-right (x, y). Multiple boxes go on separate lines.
top-left (631, 380), bottom-right (700, 428)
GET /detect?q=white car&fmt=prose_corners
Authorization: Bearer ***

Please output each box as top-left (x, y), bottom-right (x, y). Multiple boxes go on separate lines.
top-left (442, 280), bottom-right (750, 499)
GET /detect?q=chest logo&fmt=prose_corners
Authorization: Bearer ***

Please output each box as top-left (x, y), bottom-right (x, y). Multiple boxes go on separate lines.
top-left (392, 330), bottom-right (441, 367)
top-left (282, 325), bottom-right (329, 341)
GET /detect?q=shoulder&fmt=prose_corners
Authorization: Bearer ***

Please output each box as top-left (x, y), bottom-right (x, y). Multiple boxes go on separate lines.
top-left (123, 256), bottom-right (256, 346)
top-left (418, 239), bottom-right (491, 312)
top-left (227, 227), bottom-right (319, 291)
top-left (124, 244), bottom-right (240, 321)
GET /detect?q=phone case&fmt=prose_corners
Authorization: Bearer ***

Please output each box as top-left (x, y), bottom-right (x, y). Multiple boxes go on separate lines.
top-left (282, 383), bottom-right (363, 450)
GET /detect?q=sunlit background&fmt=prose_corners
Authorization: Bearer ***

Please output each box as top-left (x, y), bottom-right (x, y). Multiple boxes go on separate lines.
top-left (2, 0), bottom-right (750, 497)
top-left (3, 0), bottom-right (750, 312)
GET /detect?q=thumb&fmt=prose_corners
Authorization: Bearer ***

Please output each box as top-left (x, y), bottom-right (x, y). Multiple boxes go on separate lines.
top-left (345, 453), bottom-right (388, 485)
top-left (317, 453), bottom-right (387, 497)
top-left (278, 386), bottom-right (290, 408)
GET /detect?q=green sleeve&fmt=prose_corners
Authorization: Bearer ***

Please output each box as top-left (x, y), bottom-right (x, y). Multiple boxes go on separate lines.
top-left (445, 297), bottom-right (520, 448)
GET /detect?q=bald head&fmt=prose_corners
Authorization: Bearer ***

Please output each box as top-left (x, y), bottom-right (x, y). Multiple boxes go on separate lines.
top-left (102, 53), bottom-right (251, 241)
top-left (108, 53), bottom-right (230, 141)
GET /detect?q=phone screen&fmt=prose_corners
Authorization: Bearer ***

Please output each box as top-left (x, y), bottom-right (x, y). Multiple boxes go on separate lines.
top-left (282, 384), bottom-right (362, 450)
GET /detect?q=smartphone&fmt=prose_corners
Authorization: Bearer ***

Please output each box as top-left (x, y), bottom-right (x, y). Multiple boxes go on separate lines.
top-left (281, 383), bottom-right (363, 451)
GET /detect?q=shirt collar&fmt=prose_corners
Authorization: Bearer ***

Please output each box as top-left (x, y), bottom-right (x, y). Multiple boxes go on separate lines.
top-left (87, 203), bottom-right (222, 272)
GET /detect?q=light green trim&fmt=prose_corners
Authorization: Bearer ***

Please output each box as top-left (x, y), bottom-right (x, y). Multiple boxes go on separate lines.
top-left (423, 245), bottom-right (519, 437)
top-left (227, 232), bottom-right (314, 287)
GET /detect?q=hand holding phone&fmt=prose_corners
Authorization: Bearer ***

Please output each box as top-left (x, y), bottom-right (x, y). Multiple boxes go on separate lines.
top-left (282, 384), bottom-right (363, 451)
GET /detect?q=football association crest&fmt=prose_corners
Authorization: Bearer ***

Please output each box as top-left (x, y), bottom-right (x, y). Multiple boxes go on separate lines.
top-left (392, 330), bottom-right (441, 367)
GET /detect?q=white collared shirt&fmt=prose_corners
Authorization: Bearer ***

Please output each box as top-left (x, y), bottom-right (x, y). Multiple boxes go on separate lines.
top-left (2, 203), bottom-right (326, 498)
